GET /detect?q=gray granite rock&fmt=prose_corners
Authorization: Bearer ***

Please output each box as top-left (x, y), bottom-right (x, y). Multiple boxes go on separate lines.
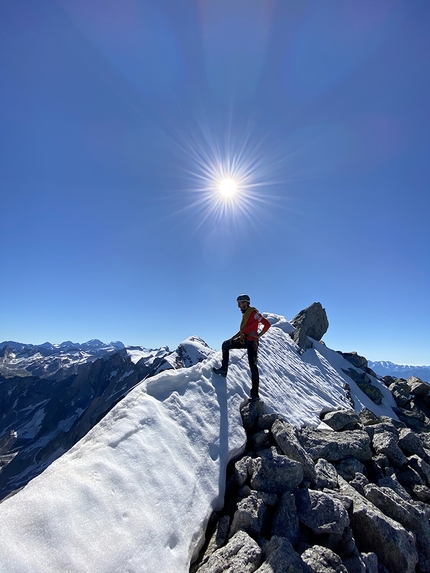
top-left (195, 530), bottom-right (262, 573)
top-left (295, 489), bottom-right (349, 535)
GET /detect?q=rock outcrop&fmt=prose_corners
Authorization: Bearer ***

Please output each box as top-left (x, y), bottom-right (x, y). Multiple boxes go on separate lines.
top-left (290, 302), bottom-right (329, 352)
top-left (191, 396), bottom-right (430, 573)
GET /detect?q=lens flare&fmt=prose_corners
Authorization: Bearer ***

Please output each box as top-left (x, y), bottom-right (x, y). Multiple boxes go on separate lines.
top-left (218, 178), bottom-right (238, 198)
top-left (168, 118), bottom-right (287, 233)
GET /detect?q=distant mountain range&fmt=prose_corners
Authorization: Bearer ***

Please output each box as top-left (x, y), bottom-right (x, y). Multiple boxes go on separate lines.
top-left (368, 360), bottom-right (430, 383)
top-left (0, 337), bottom-right (213, 501)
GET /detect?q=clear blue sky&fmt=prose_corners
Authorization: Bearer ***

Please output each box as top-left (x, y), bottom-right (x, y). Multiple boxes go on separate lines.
top-left (1, 1), bottom-right (429, 364)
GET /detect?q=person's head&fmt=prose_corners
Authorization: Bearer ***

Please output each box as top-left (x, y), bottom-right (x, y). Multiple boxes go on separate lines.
top-left (237, 294), bottom-right (250, 312)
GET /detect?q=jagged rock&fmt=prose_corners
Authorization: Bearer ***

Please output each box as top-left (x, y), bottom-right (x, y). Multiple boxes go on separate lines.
top-left (349, 472), bottom-right (369, 496)
top-left (241, 400), bottom-right (266, 432)
top-left (258, 413), bottom-right (282, 431)
top-left (358, 408), bottom-right (380, 426)
top-left (341, 550), bottom-right (367, 573)
top-left (344, 369), bottom-right (383, 405)
top-left (340, 352), bottom-right (368, 370)
top-left (377, 476), bottom-right (412, 502)
top-left (389, 380), bottom-right (411, 407)
top-left (364, 483), bottom-right (426, 531)
top-left (336, 458), bottom-right (364, 481)
top-left (413, 484), bottom-right (430, 503)
top-left (199, 515), bottom-right (231, 566)
top-left (396, 466), bottom-right (426, 488)
top-left (249, 430), bottom-right (271, 450)
top-left (255, 536), bottom-right (309, 573)
top-left (408, 454), bottom-right (430, 486)
top-left (250, 448), bottom-right (304, 494)
top-left (234, 456), bottom-right (253, 487)
top-left (298, 428), bottom-right (372, 463)
top-left (272, 420), bottom-right (316, 483)
top-left (393, 406), bottom-right (429, 432)
top-left (301, 545), bottom-right (348, 573)
top-left (315, 459), bottom-right (338, 490)
top-left (371, 429), bottom-right (408, 467)
top-left (407, 376), bottom-right (430, 397)
top-left (361, 553), bottom-right (379, 573)
top-left (271, 492), bottom-right (300, 546)
top-left (230, 491), bottom-right (268, 537)
top-left (290, 302), bottom-right (329, 351)
top-left (338, 477), bottom-right (418, 573)
top-left (295, 489), bottom-right (349, 535)
top-left (321, 410), bottom-right (360, 431)
top-left (398, 428), bottom-right (426, 457)
top-left (381, 375), bottom-right (396, 387)
top-left (195, 530), bottom-right (262, 573)
top-left (364, 483), bottom-right (430, 572)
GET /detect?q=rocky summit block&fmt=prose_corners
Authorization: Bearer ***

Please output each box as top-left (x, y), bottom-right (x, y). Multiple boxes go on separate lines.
top-left (298, 428), bottom-right (372, 463)
top-left (290, 302), bottom-right (329, 351)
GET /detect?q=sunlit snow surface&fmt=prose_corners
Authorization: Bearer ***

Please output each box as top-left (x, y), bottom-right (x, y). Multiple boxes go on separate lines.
top-left (0, 315), bottom-right (397, 573)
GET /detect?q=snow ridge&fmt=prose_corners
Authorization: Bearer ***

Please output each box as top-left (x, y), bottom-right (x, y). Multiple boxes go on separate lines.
top-left (0, 315), bottom-right (397, 573)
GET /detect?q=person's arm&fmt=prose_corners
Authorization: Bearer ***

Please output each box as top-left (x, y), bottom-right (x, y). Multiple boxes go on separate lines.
top-left (258, 316), bottom-right (271, 338)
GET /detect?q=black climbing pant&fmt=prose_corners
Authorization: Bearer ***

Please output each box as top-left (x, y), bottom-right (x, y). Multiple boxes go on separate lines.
top-left (221, 337), bottom-right (260, 397)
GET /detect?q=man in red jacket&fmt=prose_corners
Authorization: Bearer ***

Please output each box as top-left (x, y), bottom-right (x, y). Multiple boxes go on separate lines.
top-left (213, 294), bottom-right (271, 399)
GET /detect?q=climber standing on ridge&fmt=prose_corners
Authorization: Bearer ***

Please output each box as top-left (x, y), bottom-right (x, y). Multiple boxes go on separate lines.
top-left (213, 294), bottom-right (271, 400)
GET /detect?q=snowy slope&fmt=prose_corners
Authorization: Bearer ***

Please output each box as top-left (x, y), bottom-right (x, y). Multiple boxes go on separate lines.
top-left (0, 315), bottom-right (398, 573)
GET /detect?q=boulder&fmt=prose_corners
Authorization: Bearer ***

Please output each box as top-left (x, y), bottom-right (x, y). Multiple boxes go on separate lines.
top-left (358, 408), bottom-right (380, 426)
top-left (315, 459), bottom-right (338, 490)
top-left (295, 489), bottom-right (349, 535)
top-left (195, 530), bottom-right (262, 573)
top-left (344, 369), bottom-right (383, 405)
top-left (250, 448), bottom-right (304, 494)
top-left (398, 428), bottom-right (426, 457)
top-left (272, 419), bottom-right (316, 482)
top-left (339, 352), bottom-right (368, 370)
top-left (407, 376), bottom-right (430, 397)
top-left (298, 428), bottom-right (372, 463)
top-left (393, 406), bottom-right (428, 432)
top-left (408, 454), bottom-right (430, 486)
top-left (371, 429), bottom-right (408, 468)
top-left (301, 545), bottom-right (348, 573)
top-left (241, 400), bottom-right (266, 432)
top-left (255, 537), bottom-right (309, 573)
top-left (290, 302), bottom-right (329, 351)
top-left (322, 410), bottom-right (360, 431)
top-left (234, 456), bottom-right (253, 487)
top-left (413, 485), bottom-right (430, 503)
top-left (336, 458), bottom-right (364, 481)
top-left (364, 484), bottom-right (426, 532)
top-left (389, 381), bottom-right (411, 407)
top-left (348, 472), bottom-right (369, 496)
top-left (338, 477), bottom-right (418, 573)
top-left (230, 491), bottom-right (267, 538)
top-left (271, 492), bottom-right (300, 546)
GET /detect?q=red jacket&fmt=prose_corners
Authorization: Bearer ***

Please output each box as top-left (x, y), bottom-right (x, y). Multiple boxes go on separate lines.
top-left (241, 308), bottom-right (271, 340)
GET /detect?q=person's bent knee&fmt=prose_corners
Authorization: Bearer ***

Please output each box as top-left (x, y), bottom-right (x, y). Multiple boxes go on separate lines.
top-left (222, 340), bottom-right (231, 351)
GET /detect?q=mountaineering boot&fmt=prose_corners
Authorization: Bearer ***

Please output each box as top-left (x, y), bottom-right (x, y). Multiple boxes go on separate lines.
top-left (212, 367), bottom-right (227, 377)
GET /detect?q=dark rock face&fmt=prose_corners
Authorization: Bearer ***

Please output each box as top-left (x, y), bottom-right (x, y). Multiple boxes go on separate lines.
top-left (191, 402), bottom-right (430, 573)
top-left (290, 302), bottom-right (329, 352)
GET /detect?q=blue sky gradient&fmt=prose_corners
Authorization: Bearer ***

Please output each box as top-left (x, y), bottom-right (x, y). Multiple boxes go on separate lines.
top-left (1, 0), bottom-right (429, 364)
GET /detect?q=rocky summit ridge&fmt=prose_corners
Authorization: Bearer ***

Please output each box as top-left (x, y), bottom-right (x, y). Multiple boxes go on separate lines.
top-left (0, 303), bottom-right (429, 573)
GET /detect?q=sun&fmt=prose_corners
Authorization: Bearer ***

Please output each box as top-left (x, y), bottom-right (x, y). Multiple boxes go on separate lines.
top-left (218, 178), bottom-right (238, 198)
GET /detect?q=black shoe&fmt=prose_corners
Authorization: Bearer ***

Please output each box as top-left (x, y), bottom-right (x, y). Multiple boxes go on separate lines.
top-left (213, 367), bottom-right (227, 377)
top-left (250, 394), bottom-right (259, 401)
